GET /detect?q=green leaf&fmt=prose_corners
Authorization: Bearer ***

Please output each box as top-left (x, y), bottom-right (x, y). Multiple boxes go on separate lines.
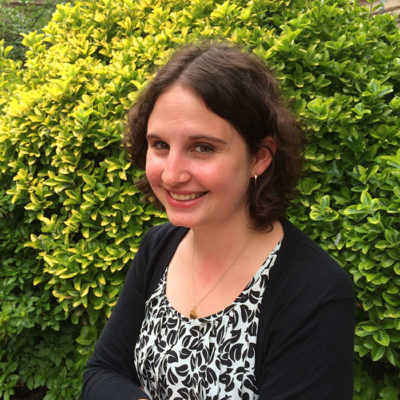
top-left (76, 325), bottom-right (97, 346)
top-left (371, 342), bottom-right (385, 361)
top-left (360, 190), bottom-right (372, 207)
top-left (373, 330), bottom-right (390, 347)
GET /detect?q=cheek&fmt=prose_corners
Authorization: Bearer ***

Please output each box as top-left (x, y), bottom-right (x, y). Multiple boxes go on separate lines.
top-left (196, 164), bottom-right (226, 187)
top-left (145, 154), bottom-right (163, 185)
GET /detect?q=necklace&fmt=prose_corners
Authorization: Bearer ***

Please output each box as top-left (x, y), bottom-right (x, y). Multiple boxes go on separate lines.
top-left (189, 234), bottom-right (254, 319)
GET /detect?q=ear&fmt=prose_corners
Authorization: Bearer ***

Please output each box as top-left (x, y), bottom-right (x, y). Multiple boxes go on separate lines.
top-left (251, 136), bottom-right (277, 177)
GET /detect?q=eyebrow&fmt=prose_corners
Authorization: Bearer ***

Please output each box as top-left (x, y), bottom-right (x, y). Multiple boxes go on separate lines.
top-left (146, 133), bottom-right (229, 145)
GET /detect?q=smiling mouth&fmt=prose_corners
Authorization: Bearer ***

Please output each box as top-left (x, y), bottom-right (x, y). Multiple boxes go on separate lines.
top-left (169, 192), bottom-right (205, 201)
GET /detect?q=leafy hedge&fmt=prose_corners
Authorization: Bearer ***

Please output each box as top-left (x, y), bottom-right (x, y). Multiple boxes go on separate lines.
top-left (0, 0), bottom-right (399, 399)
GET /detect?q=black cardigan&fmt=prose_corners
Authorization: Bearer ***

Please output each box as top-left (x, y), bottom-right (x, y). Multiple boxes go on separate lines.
top-left (82, 219), bottom-right (355, 399)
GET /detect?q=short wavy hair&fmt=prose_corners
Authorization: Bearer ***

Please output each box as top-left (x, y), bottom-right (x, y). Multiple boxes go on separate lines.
top-left (124, 43), bottom-right (304, 230)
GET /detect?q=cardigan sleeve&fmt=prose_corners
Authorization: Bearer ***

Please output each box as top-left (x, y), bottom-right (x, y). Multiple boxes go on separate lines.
top-left (257, 296), bottom-right (354, 400)
top-left (82, 229), bottom-right (155, 400)
top-left (256, 220), bottom-right (355, 400)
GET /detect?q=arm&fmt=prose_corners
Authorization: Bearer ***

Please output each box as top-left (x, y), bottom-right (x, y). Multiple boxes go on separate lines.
top-left (82, 233), bottom-right (153, 400)
top-left (258, 296), bottom-right (355, 400)
top-left (256, 219), bottom-right (355, 399)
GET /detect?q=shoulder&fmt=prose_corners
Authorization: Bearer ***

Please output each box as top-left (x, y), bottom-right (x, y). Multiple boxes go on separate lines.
top-left (145, 221), bottom-right (188, 240)
top-left (255, 220), bottom-right (355, 397)
top-left (273, 218), bottom-right (354, 301)
top-left (139, 222), bottom-right (188, 255)
top-left (256, 218), bottom-right (355, 360)
top-left (132, 222), bottom-right (188, 296)
top-left (266, 220), bottom-right (354, 311)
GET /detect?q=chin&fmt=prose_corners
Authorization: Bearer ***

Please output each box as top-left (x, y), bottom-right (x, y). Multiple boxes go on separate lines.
top-left (163, 209), bottom-right (203, 228)
top-left (165, 215), bottom-right (197, 228)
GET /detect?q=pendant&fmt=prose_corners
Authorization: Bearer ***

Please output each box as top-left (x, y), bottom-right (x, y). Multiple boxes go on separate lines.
top-left (189, 307), bottom-right (197, 319)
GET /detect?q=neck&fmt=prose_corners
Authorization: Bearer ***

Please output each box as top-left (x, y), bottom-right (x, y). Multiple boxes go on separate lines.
top-left (188, 215), bottom-right (256, 276)
top-left (185, 218), bottom-right (283, 319)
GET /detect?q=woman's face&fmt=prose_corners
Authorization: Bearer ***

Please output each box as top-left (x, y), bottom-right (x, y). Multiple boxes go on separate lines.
top-left (145, 84), bottom-right (256, 230)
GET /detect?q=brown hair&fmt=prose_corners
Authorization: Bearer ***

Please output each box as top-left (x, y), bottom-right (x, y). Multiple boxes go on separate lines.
top-left (124, 43), bottom-right (304, 230)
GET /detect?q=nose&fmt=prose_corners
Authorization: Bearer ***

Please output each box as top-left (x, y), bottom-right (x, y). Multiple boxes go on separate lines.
top-left (161, 151), bottom-right (191, 186)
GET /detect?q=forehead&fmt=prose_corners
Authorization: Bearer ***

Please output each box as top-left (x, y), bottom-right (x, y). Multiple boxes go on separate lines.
top-left (147, 84), bottom-right (239, 139)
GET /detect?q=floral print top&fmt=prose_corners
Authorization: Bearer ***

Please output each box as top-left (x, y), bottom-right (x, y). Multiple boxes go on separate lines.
top-left (134, 241), bottom-right (281, 400)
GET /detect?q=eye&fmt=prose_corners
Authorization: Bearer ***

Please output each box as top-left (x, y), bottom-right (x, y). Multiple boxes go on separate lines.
top-left (151, 140), bottom-right (169, 151)
top-left (193, 143), bottom-right (215, 154)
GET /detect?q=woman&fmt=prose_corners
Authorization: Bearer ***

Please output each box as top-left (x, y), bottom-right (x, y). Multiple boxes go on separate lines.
top-left (82, 43), bottom-right (354, 400)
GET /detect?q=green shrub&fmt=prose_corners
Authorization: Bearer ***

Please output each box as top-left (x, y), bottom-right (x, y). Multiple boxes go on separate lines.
top-left (0, 0), bottom-right (399, 398)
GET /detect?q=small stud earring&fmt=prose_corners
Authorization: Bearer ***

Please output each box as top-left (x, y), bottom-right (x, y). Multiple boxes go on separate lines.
top-left (253, 174), bottom-right (258, 184)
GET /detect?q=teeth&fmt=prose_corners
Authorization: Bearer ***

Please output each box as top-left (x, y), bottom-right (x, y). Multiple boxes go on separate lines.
top-left (169, 192), bottom-right (203, 201)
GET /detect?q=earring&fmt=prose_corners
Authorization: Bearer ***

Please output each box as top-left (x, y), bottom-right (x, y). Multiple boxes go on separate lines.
top-left (253, 174), bottom-right (258, 185)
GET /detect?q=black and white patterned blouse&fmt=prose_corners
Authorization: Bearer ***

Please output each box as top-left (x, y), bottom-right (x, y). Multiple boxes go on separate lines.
top-left (134, 241), bottom-right (281, 400)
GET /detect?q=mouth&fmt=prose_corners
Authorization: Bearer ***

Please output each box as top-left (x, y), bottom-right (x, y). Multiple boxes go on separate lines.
top-left (168, 191), bottom-right (206, 201)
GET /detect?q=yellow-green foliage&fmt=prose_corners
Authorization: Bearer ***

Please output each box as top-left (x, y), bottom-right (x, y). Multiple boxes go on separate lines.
top-left (0, 0), bottom-right (400, 399)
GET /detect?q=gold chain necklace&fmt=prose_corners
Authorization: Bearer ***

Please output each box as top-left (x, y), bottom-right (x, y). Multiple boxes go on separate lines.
top-left (189, 235), bottom-right (254, 319)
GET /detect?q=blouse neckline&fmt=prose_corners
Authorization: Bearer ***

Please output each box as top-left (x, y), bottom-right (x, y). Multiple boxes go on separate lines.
top-left (162, 239), bottom-right (282, 324)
